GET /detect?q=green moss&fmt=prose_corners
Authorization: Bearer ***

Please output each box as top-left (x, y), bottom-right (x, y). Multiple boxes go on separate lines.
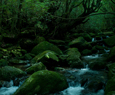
top-left (81, 49), bottom-right (92, 55)
top-left (31, 41), bottom-right (63, 55)
top-left (13, 70), bottom-right (68, 95)
top-left (31, 50), bottom-right (59, 64)
top-left (26, 62), bottom-right (46, 74)
top-left (104, 35), bottom-right (115, 47)
top-left (0, 66), bottom-right (26, 81)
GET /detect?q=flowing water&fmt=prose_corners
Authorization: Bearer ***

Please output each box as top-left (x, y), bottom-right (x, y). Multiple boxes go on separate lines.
top-left (0, 54), bottom-right (107, 95)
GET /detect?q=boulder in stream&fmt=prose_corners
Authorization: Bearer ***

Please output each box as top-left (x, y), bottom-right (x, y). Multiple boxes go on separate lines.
top-left (0, 66), bottom-right (26, 81)
top-left (66, 48), bottom-right (84, 68)
top-left (103, 35), bottom-right (115, 47)
top-left (25, 62), bottom-right (46, 74)
top-left (68, 37), bottom-right (92, 51)
top-left (13, 70), bottom-right (68, 95)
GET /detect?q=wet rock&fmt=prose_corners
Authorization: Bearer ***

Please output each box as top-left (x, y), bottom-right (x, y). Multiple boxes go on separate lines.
top-left (105, 76), bottom-right (115, 95)
top-left (68, 37), bottom-right (92, 51)
top-left (66, 48), bottom-right (84, 68)
top-left (0, 66), bottom-right (26, 81)
top-left (103, 35), bottom-right (115, 47)
top-left (31, 41), bottom-right (63, 55)
top-left (80, 71), bottom-right (107, 92)
top-left (31, 50), bottom-right (59, 69)
top-left (25, 62), bottom-right (46, 74)
top-left (13, 70), bottom-right (68, 95)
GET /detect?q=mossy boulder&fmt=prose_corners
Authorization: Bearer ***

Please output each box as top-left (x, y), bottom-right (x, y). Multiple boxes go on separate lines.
top-left (13, 70), bottom-right (68, 95)
top-left (25, 62), bottom-right (46, 74)
top-left (31, 41), bottom-right (63, 55)
top-left (88, 58), bottom-right (107, 70)
top-left (104, 35), bottom-right (115, 47)
top-left (66, 48), bottom-right (84, 68)
top-left (31, 50), bottom-right (59, 69)
top-left (69, 37), bottom-right (92, 51)
top-left (107, 63), bottom-right (115, 79)
top-left (95, 45), bottom-right (105, 50)
top-left (0, 59), bottom-right (8, 67)
top-left (0, 66), bottom-right (26, 81)
top-left (81, 49), bottom-right (92, 56)
top-left (107, 46), bottom-right (115, 62)
top-left (105, 76), bottom-right (115, 95)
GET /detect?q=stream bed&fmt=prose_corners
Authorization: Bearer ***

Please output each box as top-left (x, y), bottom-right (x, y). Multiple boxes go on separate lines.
top-left (0, 54), bottom-right (108, 95)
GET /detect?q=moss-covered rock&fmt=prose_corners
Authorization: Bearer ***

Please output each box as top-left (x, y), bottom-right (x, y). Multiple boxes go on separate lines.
top-left (0, 66), bottom-right (26, 81)
top-left (107, 63), bottom-right (115, 79)
top-left (105, 76), bottom-right (115, 95)
top-left (0, 59), bottom-right (8, 67)
top-left (104, 35), bottom-right (115, 47)
top-left (31, 41), bottom-right (63, 55)
top-left (31, 50), bottom-right (59, 69)
top-left (68, 37), bottom-right (92, 51)
top-left (95, 45), bottom-right (105, 50)
top-left (81, 49), bottom-right (92, 56)
top-left (13, 70), bottom-right (68, 95)
top-left (88, 58), bottom-right (107, 70)
top-left (26, 62), bottom-right (46, 74)
top-left (66, 48), bottom-right (84, 68)
top-left (107, 46), bottom-right (115, 62)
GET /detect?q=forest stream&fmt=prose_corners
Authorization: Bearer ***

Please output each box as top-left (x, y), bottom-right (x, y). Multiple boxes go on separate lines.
top-left (0, 54), bottom-right (108, 95)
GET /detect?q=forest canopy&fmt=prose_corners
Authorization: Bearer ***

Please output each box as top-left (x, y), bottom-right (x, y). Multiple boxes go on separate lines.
top-left (0, 0), bottom-right (115, 39)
